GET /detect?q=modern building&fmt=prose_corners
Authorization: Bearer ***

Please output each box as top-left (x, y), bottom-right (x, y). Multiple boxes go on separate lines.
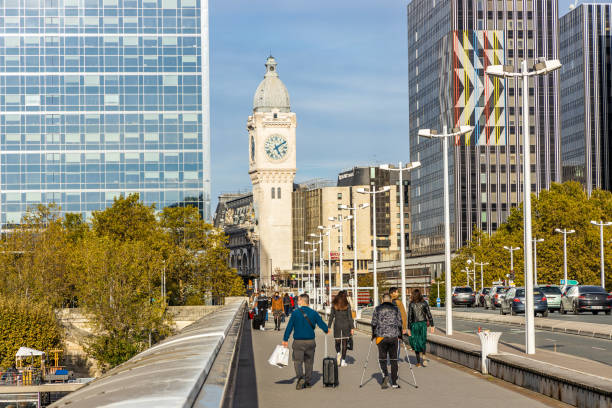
top-left (0, 0), bottom-right (211, 229)
top-left (560, 3), bottom-right (612, 194)
top-left (407, 0), bottom-right (561, 278)
top-left (248, 56), bottom-right (296, 287)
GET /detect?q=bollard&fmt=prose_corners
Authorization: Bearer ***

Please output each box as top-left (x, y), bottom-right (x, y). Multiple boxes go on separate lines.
top-left (477, 331), bottom-right (502, 374)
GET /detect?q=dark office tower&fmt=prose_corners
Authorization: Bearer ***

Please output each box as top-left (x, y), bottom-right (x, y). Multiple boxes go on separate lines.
top-left (560, 3), bottom-right (612, 194)
top-left (0, 0), bottom-right (211, 229)
top-left (408, 0), bottom-right (561, 261)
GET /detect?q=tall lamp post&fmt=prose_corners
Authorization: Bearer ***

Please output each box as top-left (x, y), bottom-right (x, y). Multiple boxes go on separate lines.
top-left (474, 261), bottom-right (489, 292)
top-left (357, 186), bottom-right (391, 306)
top-left (308, 233), bottom-right (323, 306)
top-left (328, 215), bottom-right (353, 291)
top-left (417, 125), bottom-right (473, 335)
top-left (303, 242), bottom-right (318, 296)
top-left (318, 225), bottom-right (334, 309)
top-left (503, 245), bottom-right (520, 283)
top-left (532, 238), bottom-right (544, 286)
top-left (554, 228), bottom-right (575, 288)
top-left (339, 203), bottom-right (370, 310)
top-left (488, 57), bottom-right (561, 355)
top-left (591, 221), bottom-right (611, 289)
top-left (379, 161), bottom-right (421, 308)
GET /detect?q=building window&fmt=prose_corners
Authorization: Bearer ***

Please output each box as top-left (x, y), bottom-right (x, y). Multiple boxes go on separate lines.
top-left (277, 187), bottom-right (281, 199)
top-left (337, 193), bottom-right (342, 200)
top-left (271, 187), bottom-right (275, 199)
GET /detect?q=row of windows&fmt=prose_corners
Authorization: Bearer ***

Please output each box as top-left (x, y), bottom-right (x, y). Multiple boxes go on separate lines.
top-left (2, 170), bottom-right (202, 184)
top-left (0, 96), bottom-right (201, 111)
top-left (2, 151), bottom-right (201, 163)
top-left (0, 57), bottom-right (202, 73)
top-left (0, 112), bottom-right (201, 124)
top-left (1, 0), bottom-right (201, 8)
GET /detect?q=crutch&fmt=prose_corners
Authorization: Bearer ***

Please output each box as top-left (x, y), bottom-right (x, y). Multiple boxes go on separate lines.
top-left (358, 339), bottom-right (374, 388)
top-left (400, 340), bottom-right (418, 388)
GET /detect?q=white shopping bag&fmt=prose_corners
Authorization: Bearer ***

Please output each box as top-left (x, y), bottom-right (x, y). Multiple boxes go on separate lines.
top-left (268, 344), bottom-right (290, 368)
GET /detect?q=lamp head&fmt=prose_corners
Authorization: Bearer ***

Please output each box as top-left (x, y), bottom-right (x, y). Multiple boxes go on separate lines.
top-left (379, 164), bottom-right (390, 170)
top-left (418, 129), bottom-right (433, 138)
top-left (408, 161), bottom-right (421, 170)
top-left (339, 204), bottom-right (349, 210)
top-left (381, 186), bottom-right (391, 193)
top-left (357, 187), bottom-right (368, 194)
top-left (533, 59), bottom-right (561, 74)
top-left (359, 203), bottom-right (370, 209)
top-left (328, 216), bottom-right (335, 221)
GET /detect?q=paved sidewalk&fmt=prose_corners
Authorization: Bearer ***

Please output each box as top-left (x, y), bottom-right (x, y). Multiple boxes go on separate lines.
top-left (239, 319), bottom-right (566, 408)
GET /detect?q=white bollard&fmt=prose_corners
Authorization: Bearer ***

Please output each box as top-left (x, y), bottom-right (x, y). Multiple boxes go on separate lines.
top-left (478, 331), bottom-right (502, 374)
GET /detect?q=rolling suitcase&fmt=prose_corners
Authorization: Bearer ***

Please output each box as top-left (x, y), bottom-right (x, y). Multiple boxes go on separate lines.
top-left (322, 335), bottom-right (339, 387)
top-left (252, 314), bottom-right (263, 330)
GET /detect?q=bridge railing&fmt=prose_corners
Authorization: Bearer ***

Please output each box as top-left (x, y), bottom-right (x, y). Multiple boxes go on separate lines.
top-left (50, 297), bottom-right (247, 408)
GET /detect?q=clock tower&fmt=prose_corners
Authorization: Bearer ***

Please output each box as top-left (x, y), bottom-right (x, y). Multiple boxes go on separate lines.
top-left (248, 56), bottom-right (296, 287)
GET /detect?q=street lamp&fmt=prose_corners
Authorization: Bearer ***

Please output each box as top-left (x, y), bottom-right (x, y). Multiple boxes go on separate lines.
top-left (309, 233), bottom-right (323, 306)
top-left (339, 203), bottom-right (370, 310)
top-left (304, 241), bottom-right (318, 296)
top-left (318, 225), bottom-right (334, 309)
top-left (554, 228), bottom-right (575, 288)
top-left (357, 186), bottom-right (391, 306)
top-left (328, 215), bottom-right (353, 291)
top-left (532, 238), bottom-right (544, 286)
top-left (417, 125), bottom-right (473, 335)
top-left (466, 258), bottom-right (477, 291)
top-left (379, 161), bottom-right (421, 308)
top-left (503, 245), bottom-right (520, 282)
top-left (591, 221), bottom-right (612, 289)
top-left (487, 57), bottom-right (561, 355)
top-left (474, 261), bottom-right (489, 291)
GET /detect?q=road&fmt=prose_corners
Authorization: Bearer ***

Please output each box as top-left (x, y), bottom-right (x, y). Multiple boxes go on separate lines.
top-left (449, 305), bottom-right (612, 324)
top-left (233, 316), bottom-right (568, 408)
top-left (434, 317), bottom-right (612, 366)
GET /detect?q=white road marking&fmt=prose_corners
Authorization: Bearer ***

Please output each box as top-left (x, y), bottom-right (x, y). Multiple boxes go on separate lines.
top-left (592, 347), bottom-right (606, 351)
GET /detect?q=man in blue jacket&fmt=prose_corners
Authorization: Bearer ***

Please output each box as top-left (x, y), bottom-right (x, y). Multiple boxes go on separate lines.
top-left (282, 293), bottom-right (328, 390)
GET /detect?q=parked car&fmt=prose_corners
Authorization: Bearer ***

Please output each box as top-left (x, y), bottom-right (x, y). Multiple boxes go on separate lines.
top-left (536, 285), bottom-right (562, 313)
top-left (485, 286), bottom-right (510, 309)
top-left (500, 287), bottom-right (548, 317)
top-left (476, 287), bottom-right (491, 307)
top-left (560, 285), bottom-right (612, 315)
top-left (452, 286), bottom-right (476, 307)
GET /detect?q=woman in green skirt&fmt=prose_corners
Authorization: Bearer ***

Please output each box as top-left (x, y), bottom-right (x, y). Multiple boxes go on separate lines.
top-left (407, 288), bottom-right (435, 367)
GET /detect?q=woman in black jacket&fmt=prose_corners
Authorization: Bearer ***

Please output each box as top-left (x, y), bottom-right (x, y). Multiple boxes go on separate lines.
top-left (327, 290), bottom-right (354, 367)
top-left (407, 288), bottom-right (435, 367)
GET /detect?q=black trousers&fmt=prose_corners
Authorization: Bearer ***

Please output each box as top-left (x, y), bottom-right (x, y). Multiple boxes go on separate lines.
top-left (257, 308), bottom-right (266, 327)
top-left (292, 339), bottom-right (316, 383)
top-left (335, 338), bottom-right (348, 360)
top-left (377, 337), bottom-right (399, 384)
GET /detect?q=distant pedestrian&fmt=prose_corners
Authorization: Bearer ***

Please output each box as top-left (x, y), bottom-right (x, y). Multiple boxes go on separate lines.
top-left (271, 292), bottom-right (284, 331)
top-left (328, 290), bottom-right (354, 367)
top-left (389, 287), bottom-right (408, 338)
top-left (255, 290), bottom-right (269, 331)
top-left (371, 294), bottom-right (403, 389)
top-left (283, 293), bottom-right (292, 316)
top-left (407, 288), bottom-right (435, 367)
top-left (282, 294), bottom-right (329, 390)
top-left (290, 294), bottom-right (295, 310)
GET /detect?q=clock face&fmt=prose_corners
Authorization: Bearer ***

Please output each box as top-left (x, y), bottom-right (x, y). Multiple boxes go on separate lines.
top-left (264, 134), bottom-right (288, 161)
top-left (250, 135), bottom-right (255, 161)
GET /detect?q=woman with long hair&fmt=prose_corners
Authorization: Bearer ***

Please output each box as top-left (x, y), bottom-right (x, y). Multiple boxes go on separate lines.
top-left (327, 290), bottom-right (354, 367)
top-left (407, 288), bottom-right (435, 367)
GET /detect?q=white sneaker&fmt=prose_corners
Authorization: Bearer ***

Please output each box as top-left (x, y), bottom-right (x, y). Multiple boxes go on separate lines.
top-left (260, 326), bottom-right (265, 331)
top-left (341, 360), bottom-right (348, 367)
top-left (336, 353), bottom-right (341, 366)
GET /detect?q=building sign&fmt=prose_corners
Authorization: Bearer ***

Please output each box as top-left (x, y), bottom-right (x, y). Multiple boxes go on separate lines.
top-left (329, 252), bottom-right (346, 260)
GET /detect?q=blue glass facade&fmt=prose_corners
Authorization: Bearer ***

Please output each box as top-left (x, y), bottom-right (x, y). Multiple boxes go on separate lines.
top-left (0, 0), bottom-right (210, 227)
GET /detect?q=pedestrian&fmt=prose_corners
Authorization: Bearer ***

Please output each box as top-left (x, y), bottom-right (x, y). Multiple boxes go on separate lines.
top-left (255, 290), bottom-right (269, 331)
top-left (371, 293), bottom-right (403, 389)
top-left (282, 293), bottom-right (329, 390)
top-left (407, 288), bottom-right (435, 367)
top-left (271, 292), bottom-right (284, 331)
top-left (327, 290), bottom-right (354, 367)
top-left (283, 293), bottom-right (292, 316)
top-left (290, 293), bottom-right (295, 310)
top-left (389, 287), bottom-right (408, 338)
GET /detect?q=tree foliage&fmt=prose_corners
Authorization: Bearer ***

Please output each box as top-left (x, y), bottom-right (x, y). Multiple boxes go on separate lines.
top-left (0, 194), bottom-right (245, 369)
top-left (452, 182), bottom-right (612, 290)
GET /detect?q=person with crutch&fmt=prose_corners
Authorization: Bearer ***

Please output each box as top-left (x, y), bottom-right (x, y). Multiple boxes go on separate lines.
top-left (407, 288), bottom-right (435, 367)
top-left (371, 293), bottom-right (403, 389)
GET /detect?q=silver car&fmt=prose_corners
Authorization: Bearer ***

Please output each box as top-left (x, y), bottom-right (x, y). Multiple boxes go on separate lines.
top-left (536, 285), bottom-right (562, 312)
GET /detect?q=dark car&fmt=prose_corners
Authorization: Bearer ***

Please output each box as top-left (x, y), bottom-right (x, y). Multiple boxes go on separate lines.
top-left (452, 286), bottom-right (476, 307)
top-left (560, 285), bottom-right (612, 315)
top-left (476, 287), bottom-right (491, 307)
top-left (500, 287), bottom-right (548, 317)
top-left (485, 286), bottom-right (510, 309)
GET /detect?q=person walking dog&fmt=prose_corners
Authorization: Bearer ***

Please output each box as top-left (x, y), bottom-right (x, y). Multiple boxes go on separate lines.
top-left (327, 290), bottom-right (355, 367)
top-left (283, 294), bottom-right (329, 390)
top-left (407, 288), bottom-right (435, 367)
top-left (371, 294), bottom-right (403, 389)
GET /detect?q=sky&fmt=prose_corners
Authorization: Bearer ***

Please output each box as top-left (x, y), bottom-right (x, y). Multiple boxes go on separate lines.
top-left (208, 0), bottom-right (590, 210)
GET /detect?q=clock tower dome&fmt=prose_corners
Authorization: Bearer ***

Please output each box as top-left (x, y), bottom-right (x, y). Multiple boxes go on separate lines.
top-left (248, 56), bottom-right (296, 287)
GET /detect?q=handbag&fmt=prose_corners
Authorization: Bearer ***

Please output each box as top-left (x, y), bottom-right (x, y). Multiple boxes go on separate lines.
top-left (347, 336), bottom-right (354, 350)
top-left (268, 345), bottom-right (290, 368)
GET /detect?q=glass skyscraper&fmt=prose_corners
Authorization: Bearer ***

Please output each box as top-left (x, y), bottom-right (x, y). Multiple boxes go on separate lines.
top-left (560, 3), bottom-right (612, 194)
top-left (408, 0), bottom-right (561, 260)
top-left (0, 0), bottom-right (210, 228)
